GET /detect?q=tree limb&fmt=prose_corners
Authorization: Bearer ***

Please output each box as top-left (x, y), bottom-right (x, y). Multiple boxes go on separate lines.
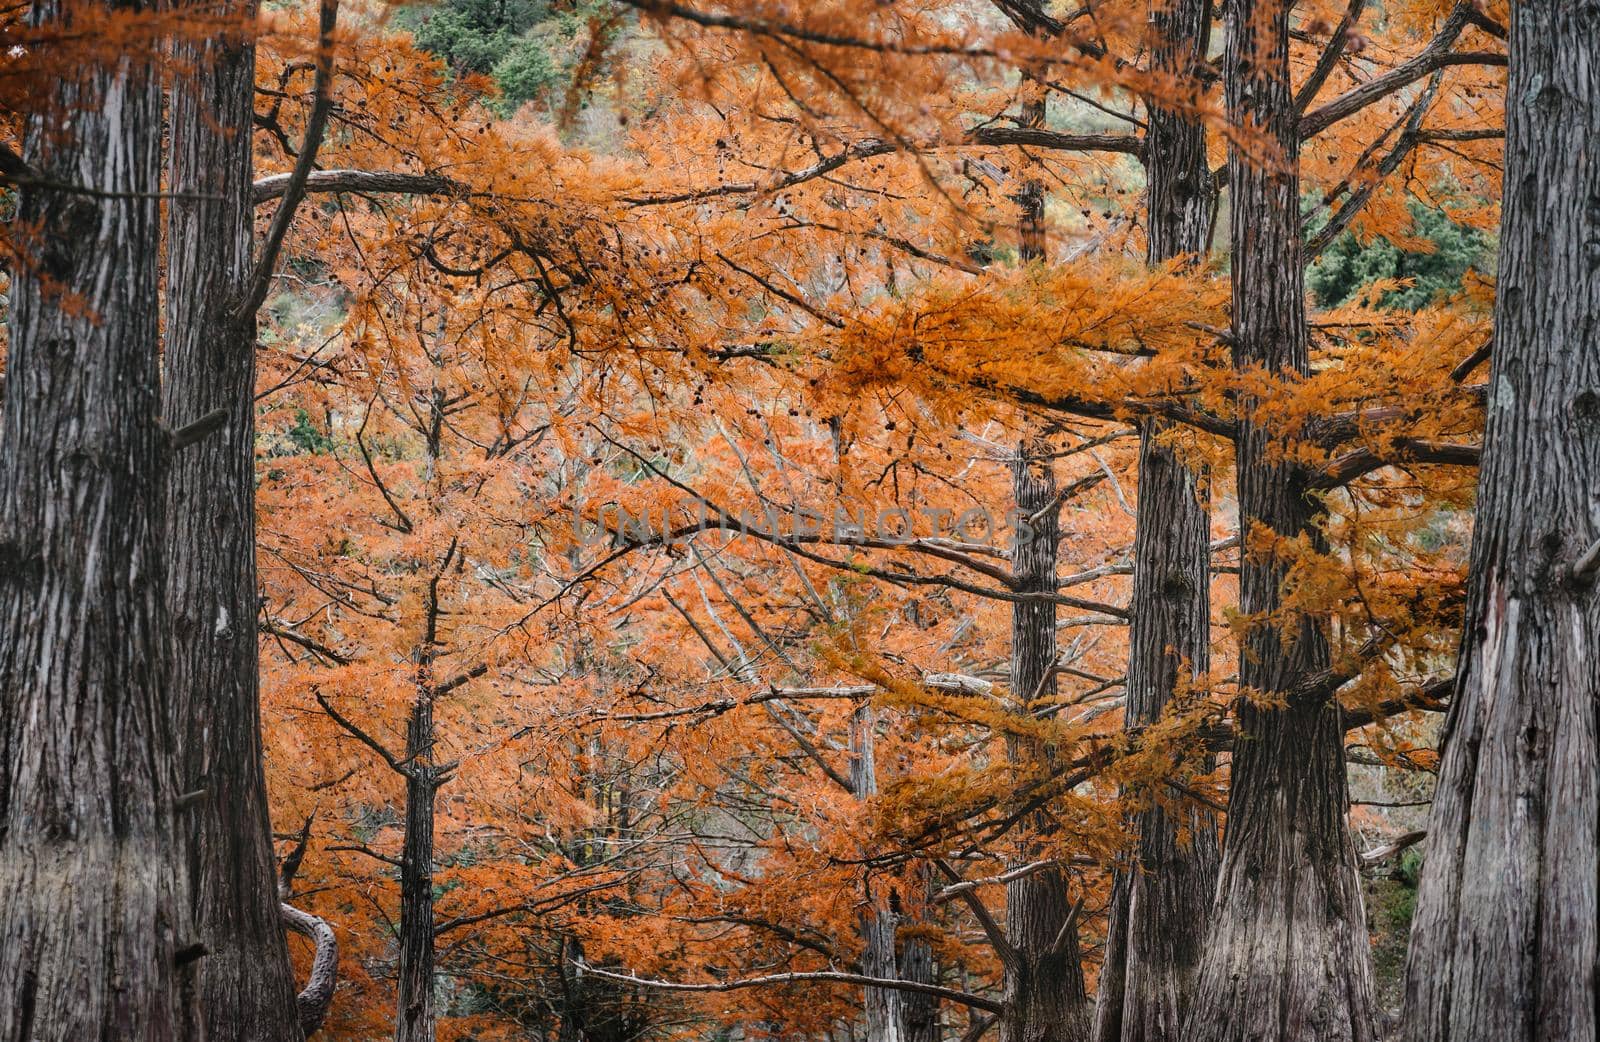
top-left (1301, 3), bottom-right (1503, 139)
top-left (572, 959), bottom-right (1005, 1014)
top-left (252, 168), bottom-right (465, 205)
top-left (315, 692), bottom-right (409, 776)
top-left (1310, 438), bottom-right (1481, 489)
top-left (236, 0), bottom-right (340, 322)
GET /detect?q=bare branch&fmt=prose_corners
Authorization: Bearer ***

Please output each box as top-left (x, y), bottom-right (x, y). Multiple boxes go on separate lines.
top-left (315, 692), bottom-right (409, 776)
top-left (252, 168), bottom-right (464, 205)
top-left (166, 407), bottom-right (230, 451)
top-left (237, 0), bottom-right (340, 322)
top-left (934, 860), bottom-right (1019, 967)
top-left (1361, 829), bottom-right (1427, 865)
top-left (1295, 0), bottom-right (1368, 112)
top-left (1311, 439), bottom-right (1480, 490)
top-left (573, 959), bottom-right (1005, 1015)
top-left (281, 902), bottom-right (338, 1037)
top-left (1301, 4), bottom-right (1503, 139)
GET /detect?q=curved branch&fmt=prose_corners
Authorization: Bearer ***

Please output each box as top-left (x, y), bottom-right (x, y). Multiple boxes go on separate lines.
top-left (1361, 829), bottom-right (1427, 865)
top-left (573, 960), bottom-right (1004, 1014)
top-left (315, 692), bottom-right (409, 776)
top-left (280, 902), bottom-right (339, 1037)
top-left (279, 814), bottom-right (339, 1037)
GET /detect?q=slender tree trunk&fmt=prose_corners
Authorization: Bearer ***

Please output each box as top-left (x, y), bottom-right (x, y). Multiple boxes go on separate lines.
top-left (852, 702), bottom-right (940, 1042)
top-left (164, 5), bottom-right (316, 1039)
top-left (900, 867), bottom-right (941, 1042)
top-left (390, 394), bottom-right (455, 1042)
top-left (396, 688), bottom-right (440, 1042)
top-left (852, 704), bottom-right (907, 1042)
top-left (1401, 5), bottom-right (1600, 1039)
top-left (1092, 6), bottom-right (1219, 1040)
top-left (1182, 0), bottom-right (1377, 1037)
top-left (0, 9), bottom-right (199, 1037)
top-left (999, 45), bottom-right (1089, 1042)
top-left (1016, 76), bottom-right (1048, 265)
top-left (1003, 450), bottom-right (1091, 1042)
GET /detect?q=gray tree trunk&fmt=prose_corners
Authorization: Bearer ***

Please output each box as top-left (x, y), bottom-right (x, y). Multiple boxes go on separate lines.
top-left (852, 704), bottom-right (908, 1042)
top-left (1092, 3), bottom-right (1220, 1039)
top-left (396, 687), bottom-right (441, 1042)
top-left (164, 6), bottom-right (314, 1039)
top-left (1401, 3), bottom-right (1600, 1039)
top-left (900, 872), bottom-right (941, 1042)
top-left (1180, 0), bottom-right (1377, 1036)
top-left (0, 7), bottom-right (200, 1037)
top-left (1003, 451), bottom-right (1090, 1042)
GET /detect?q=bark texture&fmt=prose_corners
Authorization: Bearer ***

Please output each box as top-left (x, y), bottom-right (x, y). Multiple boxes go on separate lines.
top-left (852, 704), bottom-right (908, 1042)
top-left (1401, 4), bottom-right (1600, 1039)
top-left (1181, 0), bottom-right (1377, 1036)
top-left (388, 411), bottom-right (452, 1042)
top-left (852, 707), bottom-right (942, 1042)
top-left (1092, 3), bottom-right (1219, 1039)
top-left (281, 902), bottom-right (340, 1036)
top-left (1003, 451), bottom-right (1090, 1042)
top-left (900, 873), bottom-right (941, 1042)
top-left (1093, 431), bottom-right (1218, 1042)
top-left (396, 690), bottom-right (441, 1042)
top-left (0, 10), bottom-right (198, 1038)
top-left (164, 6), bottom-right (312, 1039)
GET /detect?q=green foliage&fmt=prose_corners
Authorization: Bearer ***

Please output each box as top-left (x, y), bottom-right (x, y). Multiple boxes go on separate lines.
top-left (1308, 201), bottom-right (1490, 310)
top-left (492, 37), bottom-right (562, 110)
top-left (1396, 847), bottom-right (1424, 889)
top-left (287, 408), bottom-right (335, 455)
top-left (1366, 846), bottom-right (1425, 1008)
top-left (397, 0), bottom-right (552, 76)
top-left (398, 0), bottom-right (607, 111)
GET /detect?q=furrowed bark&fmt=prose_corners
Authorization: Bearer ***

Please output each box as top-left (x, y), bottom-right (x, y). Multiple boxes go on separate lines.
top-left (1000, 53), bottom-right (1089, 1034)
top-left (1092, 1), bottom-right (1220, 1038)
top-left (852, 704), bottom-right (908, 1042)
top-left (164, 3), bottom-right (314, 1038)
top-left (1401, 3), bottom-right (1600, 1038)
top-left (1003, 450), bottom-right (1091, 1042)
top-left (900, 869), bottom-right (941, 1042)
top-left (1092, 437), bottom-right (1218, 1042)
top-left (852, 706), bottom-right (942, 1042)
top-left (0, 6), bottom-right (199, 1037)
top-left (396, 691), bottom-right (441, 1042)
top-left (1181, 0), bottom-right (1378, 1035)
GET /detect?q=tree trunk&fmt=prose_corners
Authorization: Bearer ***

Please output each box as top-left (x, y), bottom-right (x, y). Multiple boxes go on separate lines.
top-left (396, 692), bottom-right (440, 1042)
top-left (1003, 450), bottom-right (1090, 1042)
top-left (900, 867), bottom-right (941, 1042)
top-left (1016, 77), bottom-right (1048, 265)
top-left (1093, 431), bottom-right (1218, 1042)
top-left (164, 6), bottom-right (313, 1039)
top-left (1092, 6), bottom-right (1219, 1039)
top-left (852, 704), bottom-right (907, 1042)
top-left (1181, 0), bottom-right (1377, 1036)
top-left (0, 9), bottom-right (199, 1037)
top-left (1401, 5), bottom-right (1600, 1039)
